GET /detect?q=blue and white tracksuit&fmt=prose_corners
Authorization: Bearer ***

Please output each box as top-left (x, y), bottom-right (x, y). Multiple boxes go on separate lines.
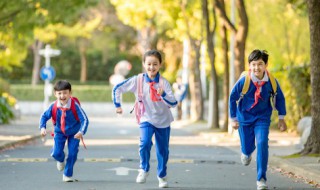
top-left (112, 73), bottom-right (177, 178)
top-left (39, 98), bottom-right (89, 177)
top-left (229, 72), bottom-right (286, 181)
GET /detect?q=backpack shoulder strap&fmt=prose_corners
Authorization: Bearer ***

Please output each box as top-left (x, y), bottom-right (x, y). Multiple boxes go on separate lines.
top-left (72, 97), bottom-right (81, 106)
top-left (137, 73), bottom-right (144, 100)
top-left (241, 71), bottom-right (250, 95)
top-left (51, 101), bottom-right (58, 125)
top-left (70, 97), bottom-right (80, 122)
top-left (267, 71), bottom-right (277, 94)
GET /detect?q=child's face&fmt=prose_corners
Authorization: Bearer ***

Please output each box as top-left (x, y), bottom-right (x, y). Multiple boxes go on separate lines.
top-left (54, 90), bottom-right (72, 105)
top-left (143, 55), bottom-right (161, 79)
top-left (249, 59), bottom-right (268, 80)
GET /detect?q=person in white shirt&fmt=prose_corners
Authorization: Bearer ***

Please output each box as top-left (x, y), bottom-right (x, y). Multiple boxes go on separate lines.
top-left (112, 50), bottom-right (177, 188)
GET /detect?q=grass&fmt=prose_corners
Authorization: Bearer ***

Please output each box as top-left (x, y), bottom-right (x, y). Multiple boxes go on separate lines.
top-left (280, 153), bottom-right (320, 159)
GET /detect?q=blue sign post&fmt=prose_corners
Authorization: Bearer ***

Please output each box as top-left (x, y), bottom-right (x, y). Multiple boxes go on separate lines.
top-left (39, 44), bottom-right (61, 110)
top-left (40, 66), bottom-right (56, 81)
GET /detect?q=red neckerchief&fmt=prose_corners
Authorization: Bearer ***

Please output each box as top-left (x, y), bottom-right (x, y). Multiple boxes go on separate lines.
top-left (59, 107), bottom-right (69, 134)
top-left (149, 81), bottom-right (161, 102)
top-left (249, 71), bottom-right (266, 109)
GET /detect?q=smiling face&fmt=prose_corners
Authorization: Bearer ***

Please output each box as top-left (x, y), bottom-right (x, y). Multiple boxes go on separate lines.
top-left (249, 58), bottom-right (268, 80)
top-left (143, 55), bottom-right (161, 79)
top-left (54, 90), bottom-right (72, 105)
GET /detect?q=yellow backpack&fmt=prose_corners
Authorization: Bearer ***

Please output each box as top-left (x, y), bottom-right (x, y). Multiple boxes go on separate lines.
top-left (239, 70), bottom-right (277, 109)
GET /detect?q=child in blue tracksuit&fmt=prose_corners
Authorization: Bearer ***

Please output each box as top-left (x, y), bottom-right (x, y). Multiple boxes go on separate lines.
top-left (112, 50), bottom-right (177, 188)
top-left (39, 80), bottom-right (89, 182)
top-left (229, 50), bottom-right (287, 190)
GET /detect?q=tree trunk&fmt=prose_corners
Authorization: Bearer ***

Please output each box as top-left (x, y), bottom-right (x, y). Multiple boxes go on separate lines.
top-left (234, 0), bottom-right (248, 79)
top-left (202, 0), bottom-right (219, 128)
top-left (31, 40), bottom-right (43, 86)
top-left (79, 42), bottom-right (87, 83)
top-left (301, 0), bottom-right (320, 155)
top-left (218, 0), bottom-right (229, 131)
top-left (181, 0), bottom-right (204, 122)
top-left (137, 26), bottom-right (158, 72)
top-left (189, 39), bottom-right (204, 121)
top-left (137, 27), bottom-right (158, 53)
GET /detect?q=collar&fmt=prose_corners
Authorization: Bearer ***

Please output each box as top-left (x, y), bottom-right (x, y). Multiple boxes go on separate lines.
top-left (250, 71), bottom-right (269, 83)
top-left (57, 98), bottom-right (71, 109)
top-left (144, 72), bottom-right (160, 83)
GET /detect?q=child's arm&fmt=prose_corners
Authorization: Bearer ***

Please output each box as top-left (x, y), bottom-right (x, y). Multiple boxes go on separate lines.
top-left (75, 104), bottom-right (89, 136)
top-left (274, 80), bottom-right (287, 132)
top-left (112, 76), bottom-right (137, 109)
top-left (274, 80), bottom-right (287, 116)
top-left (39, 103), bottom-right (54, 137)
top-left (159, 79), bottom-right (178, 108)
top-left (229, 78), bottom-right (244, 122)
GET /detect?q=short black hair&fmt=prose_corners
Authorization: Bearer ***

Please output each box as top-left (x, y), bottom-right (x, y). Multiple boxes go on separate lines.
top-left (248, 49), bottom-right (269, 64)
top-left (143, 50), bottom-right (162, 63)
top-left (54, 80), bottom-right (72, 91)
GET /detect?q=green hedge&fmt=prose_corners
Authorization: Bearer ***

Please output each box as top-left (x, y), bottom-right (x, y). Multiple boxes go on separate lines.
top-left (10, 84), bottom-right (135, 102)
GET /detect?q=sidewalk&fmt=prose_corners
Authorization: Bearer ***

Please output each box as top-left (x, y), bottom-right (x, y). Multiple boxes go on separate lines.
top-left (1, 116), bottom-right (319, 187)
top-left (0, 116), bottom-right (41, 151)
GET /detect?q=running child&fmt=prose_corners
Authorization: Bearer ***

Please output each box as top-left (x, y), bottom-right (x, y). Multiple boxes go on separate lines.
top-left (39, 80), bottom-right (89, 182)
top-left (229, 49), bottom-right (287, 190)
top-left (112, 50), bottom-right (177, 188)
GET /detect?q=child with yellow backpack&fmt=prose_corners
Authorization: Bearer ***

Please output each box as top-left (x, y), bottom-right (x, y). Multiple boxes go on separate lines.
top-left (229, 49), bottom-right (287, 190)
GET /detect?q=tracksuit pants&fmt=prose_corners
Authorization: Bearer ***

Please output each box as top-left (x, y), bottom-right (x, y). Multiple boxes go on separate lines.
top-left (238, 123), bottom-right (269, 181)
top-left (139, 122), bottom-right (170, 178)
top-left (51, 132), bottom-right (80, 177)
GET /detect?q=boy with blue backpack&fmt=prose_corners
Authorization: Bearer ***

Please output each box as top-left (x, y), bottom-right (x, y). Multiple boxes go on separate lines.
top-left (229, 49), bottom-right (287, 190)
top-left (112, 50), bottom-right (177, 188)
top-left (39, 80), bottom-right (89, 182)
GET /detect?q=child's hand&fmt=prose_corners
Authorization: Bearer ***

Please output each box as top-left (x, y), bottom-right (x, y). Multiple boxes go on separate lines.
top-left (157, 88), bottom-right (164, 96)
top-left (278, 119), bottom-right (287, 132)
top-left (40, 128), bottom-right (47, 137)
top-left (116, 107), bottom-right (123, 114)
top-left (231, 121), bottom-right (239, 130)
top-left (74, 132), bottom-right (83, 140)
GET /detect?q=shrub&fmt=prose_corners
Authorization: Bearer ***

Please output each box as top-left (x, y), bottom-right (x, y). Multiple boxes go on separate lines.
top-left (10, 84), bottom-right (135, 102)
top-left (0, 93), bottom-right (15, 124)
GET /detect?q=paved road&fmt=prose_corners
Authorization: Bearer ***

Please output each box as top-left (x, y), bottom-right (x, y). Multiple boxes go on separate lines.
top-left (0, 114), bottom-right (317, 190)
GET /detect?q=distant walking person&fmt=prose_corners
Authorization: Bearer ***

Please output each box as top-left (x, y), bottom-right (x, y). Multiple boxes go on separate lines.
top-left (229, 50), bottom-right (287, 190)
top-left (172, 76), bottom-right (188, 120)
top-left (39, 80), bottom-right (89, 182)
top-left (112, 50), bottom-right (177, 188)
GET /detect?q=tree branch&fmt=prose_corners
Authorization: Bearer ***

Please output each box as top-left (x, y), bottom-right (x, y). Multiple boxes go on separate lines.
top-left (214, 0), bottom-right (237, 33)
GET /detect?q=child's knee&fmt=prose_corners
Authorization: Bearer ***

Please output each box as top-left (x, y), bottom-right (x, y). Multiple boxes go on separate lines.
top-left (51, 149), bottom-right (65, 160)
top-left (256, 138), bottom-right (269, 148)
top-left (139, 138), bottom-right (152, 149)
top-left (68, 150), bottom-right (78, 159)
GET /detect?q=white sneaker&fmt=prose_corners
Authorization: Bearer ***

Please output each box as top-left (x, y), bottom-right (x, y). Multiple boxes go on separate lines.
top-left (257, 178), bottom-right (268, 190)
top-left (136, 169), bottom-right (149, 183)
top-left (158, 176), bottom-right (168, 188)
top-left (63, 175), bottom-right (74, 182)
top-left (241, 153), bottom-right (252, 166)
top-left (56, 161), bottom-right (65, 171)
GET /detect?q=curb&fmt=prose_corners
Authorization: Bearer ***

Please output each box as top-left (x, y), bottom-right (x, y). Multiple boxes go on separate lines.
top-left (0, 135), bottom-right (41, 151)
top-left (269, 156), bottom-right (320, 184)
